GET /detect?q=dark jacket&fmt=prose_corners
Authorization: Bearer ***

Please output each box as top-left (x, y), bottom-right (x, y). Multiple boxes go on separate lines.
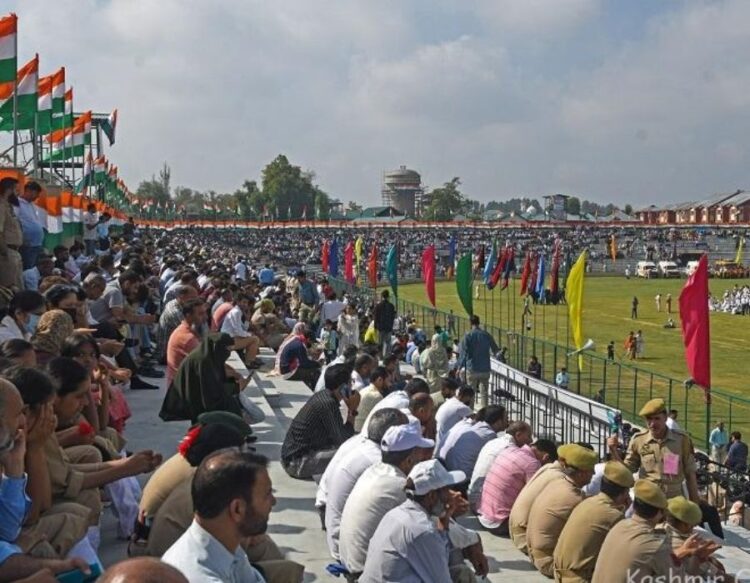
top-left (373, 299), bottom-right (396, 333)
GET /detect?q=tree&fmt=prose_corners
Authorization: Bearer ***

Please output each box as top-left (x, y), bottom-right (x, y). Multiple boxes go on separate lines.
top-left (566, 196), bottom-right (581, 216)
top-left (624, 204), bottom-right (633, 215)
top-left (423, 177), bottom-right (465, 221)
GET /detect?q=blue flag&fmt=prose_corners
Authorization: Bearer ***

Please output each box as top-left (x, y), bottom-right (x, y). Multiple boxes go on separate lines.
top-left (329, 238), bottom-right (339, 277)
top-left (535, 254), bottom-right (546, 300)
top-left (483, 241), bottom-right (497, 287)
top-left (448, 236), bottom-right (457, 266)
top-left (386, 244), bottom-right (398, 298)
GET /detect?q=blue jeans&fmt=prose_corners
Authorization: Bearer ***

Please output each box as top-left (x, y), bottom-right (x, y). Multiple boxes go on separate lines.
top-left (20, 245), bottom-right (42, 271)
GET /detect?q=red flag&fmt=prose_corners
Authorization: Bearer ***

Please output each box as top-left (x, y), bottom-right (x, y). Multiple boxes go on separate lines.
top-left (526, 253), bottom-right (539, 296)
top-left (679, 254), bottom-right (711, 399)
top-left (519, 252), bottom-right (531, 296)
top-left (501, 247), bottom-right (515, 290)
top-left (367, 244), bottom-right (378, 288)
top-left (477, 245), bottom-right (485, 275)
top-left (421, 245), bottom-right (436, 307)
top-left (550, 239), bottom-right (562, 295)
top-left (321, 240), bottom-right (330, 273)
top-left (488, 247), bottom-right (507, 290)
top-left (344, 241), bottom-right (355, 284)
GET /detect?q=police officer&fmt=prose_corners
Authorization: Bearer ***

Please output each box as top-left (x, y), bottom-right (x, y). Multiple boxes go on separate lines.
top-left (609, 398), bottom-right (699, 502)
top-left (553, 461), bottom-right (634, 583)
top-left (526, 444), bottom-right (598, 577)
top-left (592, 480), bottom-right (717, 583)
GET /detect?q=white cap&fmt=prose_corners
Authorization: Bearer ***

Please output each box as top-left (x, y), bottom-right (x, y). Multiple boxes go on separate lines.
top-left (380, 424), bottom-right (435, 453)
top-left (407, 459), bottom-right (466, 495)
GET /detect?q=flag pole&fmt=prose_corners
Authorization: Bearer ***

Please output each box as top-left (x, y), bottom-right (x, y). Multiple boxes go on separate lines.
top-left (12, 31), bottom-right (18, 167)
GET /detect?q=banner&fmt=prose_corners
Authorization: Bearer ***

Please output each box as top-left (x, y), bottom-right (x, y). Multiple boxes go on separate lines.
top-left (386, 244), bottom-right (398, 299)
top-left (566, 250), bottom-right (587, 371)
top-left (421, 245), bottom-right (436, 307)
top-left (679, 254), bottom-right (711, 399)
top-left (456, 252), bottom-right (473, 316)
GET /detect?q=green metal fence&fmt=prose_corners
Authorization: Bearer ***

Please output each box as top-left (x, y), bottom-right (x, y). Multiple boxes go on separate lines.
top-left (327, 275), bottom-right (750, 451)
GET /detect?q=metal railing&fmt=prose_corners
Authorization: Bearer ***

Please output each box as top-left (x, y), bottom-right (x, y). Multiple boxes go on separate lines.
top-left (325, 274), bottom-right (750, 452)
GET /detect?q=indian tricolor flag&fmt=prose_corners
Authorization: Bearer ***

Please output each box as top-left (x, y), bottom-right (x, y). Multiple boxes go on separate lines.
top-left (101, 108), bottom-right (117, 146)
top-left (37, 72), bottom-right (52, 133)
top-left (93, 155), bottom-right (106, 184)
top-left (62, 88), bottom-right (73, 127)
top-left (33, 190), bottom-right (64, 248)
top-left (0, 14), bottom-right (17, 96)
top-left (51, 66), bottom-right (65, 129)
top-left (76, 151), bottom-right (93, 193)
top-left (47, 111), bottom-right (90, 160)
top-left (0, 53), bottom-right (37, 130)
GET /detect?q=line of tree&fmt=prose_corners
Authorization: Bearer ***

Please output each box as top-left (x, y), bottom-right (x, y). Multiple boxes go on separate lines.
top-left (135, 154), bottom-right (331, 220)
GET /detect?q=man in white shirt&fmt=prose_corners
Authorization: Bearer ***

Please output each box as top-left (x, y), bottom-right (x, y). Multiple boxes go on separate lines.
top-left (666, 409), bottom-right (681, 431)
top-left (234, 257), bottom-right (248, 283)
top-left (82, 204), bottom-right (99, 257)
top-left (434, 386), bottom-right (475, 453)
top-left (162, 448), bottom-right (274, 583)
top-left (320, 293), bottom-right (346, 326)
top-left (338, 423), bottom-right (434, 574)
top-left (325, 408), bottom-right (408, 559)
top-left (220, 293), bottom-right (261, 367)
top-left (358, 377), bottom-right (431, 437)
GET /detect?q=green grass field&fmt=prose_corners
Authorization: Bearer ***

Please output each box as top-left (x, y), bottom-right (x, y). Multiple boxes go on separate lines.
top-left (397, 276), bottom-right (750, 447)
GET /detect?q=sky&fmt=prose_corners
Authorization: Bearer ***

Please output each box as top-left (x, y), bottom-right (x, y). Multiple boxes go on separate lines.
top-left (4, 0), bottom-right (750, 207)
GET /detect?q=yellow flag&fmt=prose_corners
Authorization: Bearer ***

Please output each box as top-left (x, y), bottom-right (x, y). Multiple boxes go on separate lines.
top-left (566, 250), bottom-right (587, 370)
top-left (354, 236), bottom-right (364, 284)
top-left (736, 238), bottom-right (744, 265)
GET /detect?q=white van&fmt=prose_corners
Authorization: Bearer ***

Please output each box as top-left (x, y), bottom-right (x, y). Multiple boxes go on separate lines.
top-left (658, 261), bottom-right (681, 278)
top-left (636, 261), bottom-right (657, 278)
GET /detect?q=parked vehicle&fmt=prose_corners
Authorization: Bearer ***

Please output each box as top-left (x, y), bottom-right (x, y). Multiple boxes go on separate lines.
top-left (658, 261), bottom-right (681, 278)
top-left (714, 260), bottom-right (746, 279)
top-left (636, 261), bottom-right (658, 278)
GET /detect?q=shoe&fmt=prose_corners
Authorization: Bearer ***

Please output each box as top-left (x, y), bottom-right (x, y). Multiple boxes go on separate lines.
top-left (137, 367), bottom-right (165, 378)
top-left (131, 378), bottom-right (159, 390)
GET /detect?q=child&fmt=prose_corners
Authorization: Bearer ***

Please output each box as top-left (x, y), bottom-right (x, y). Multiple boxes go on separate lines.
top-left (319, 319), bottom-right (338, 363)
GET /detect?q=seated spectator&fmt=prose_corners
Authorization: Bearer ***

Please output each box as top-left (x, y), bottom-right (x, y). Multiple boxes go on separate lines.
top-left (165, 299), bottom-right (207, 388)
top-left (419, 334), bottom-right (450, 392)
top-left (157, 285), bottom-right (198, 363)
top-left (98, 557), bottom-right (188, 583)
top-left (220, 293), bottom-right (262, 368)
top-left (30, 309), bottom-right (74, 366)
top-left (438, 405), bottom-right (508, 483)
top-left (0, 339), bottom-right (36, 366)
top-left (354, 366), bottom-right (391, 433)
top-left (526, 445), bottom-right (597, 577)
top-left (0, 290), bottom-right (44, 343)
top-left (339, 423), bottom-right (434, 574)
top-left (275, 323), bottom-right (321, 391)
top-left (162, 448), bottom-right (274, 583)
top-left (251, 298), bottom-right (289, 351)
top-left (553, 461), bottom-right (634, 582)
top-left (325, 408), bottom-right (408, 560)
top-left (430, 376), bottom-right (458, 411)
top-left (478, 438), bottom-right (558, 537)
top-left (359, 377), bottom-right (431, 436)
top-left (160, 333), bottom-right (260, 424)
top-left (281, 362), bottom-right (355, 479)
top-left (359, 459), bottom-right (488, 582)
top-left (22, 255), bottom-right (55, 292)
top-left (434, 385), bottom-right (475, 453)
top-left (408, 393), bottom-right (436, 440)
top-left (469, 420), bottom-right (532, 510)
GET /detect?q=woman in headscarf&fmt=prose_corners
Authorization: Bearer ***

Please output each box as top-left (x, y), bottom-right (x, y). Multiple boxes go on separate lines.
top-left (337, 302), bottom-right (360, 356)
top-left (419, 333), bottom-right (450, 391)
top-left (160, 332), bottom-right (263, 425)
top-left (269, 322), bottom-right (306, 375)
top-left (31, 309), bottom-right (75, 366)
top-left (251, 298), bottom-right (289, 351)
top-left (269, 322), bottom-right (321, 390)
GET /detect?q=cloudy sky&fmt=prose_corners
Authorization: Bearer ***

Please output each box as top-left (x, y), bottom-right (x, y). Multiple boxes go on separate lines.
top-left (4, 0), bottom-right (750, 206)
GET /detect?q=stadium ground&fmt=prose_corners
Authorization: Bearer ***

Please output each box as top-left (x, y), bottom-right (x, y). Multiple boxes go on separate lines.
top-left (397, 276), bottom-right (750, 445)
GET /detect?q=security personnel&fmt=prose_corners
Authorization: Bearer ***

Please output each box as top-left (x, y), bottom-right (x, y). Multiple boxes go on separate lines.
top-left (610, 398), bottom-right (699, 502)
top-left (509, 443), bottom-right (572, 555)
top-left (553, 461), bottom-right (634, 583)
top-left (527, 444), bottom-right (598, 577)
top-left (658, 496), bottom-right (726, 580)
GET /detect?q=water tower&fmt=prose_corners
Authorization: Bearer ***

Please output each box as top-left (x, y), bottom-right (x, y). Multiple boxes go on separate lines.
top-left (381, 166), bottom-right (424, 217)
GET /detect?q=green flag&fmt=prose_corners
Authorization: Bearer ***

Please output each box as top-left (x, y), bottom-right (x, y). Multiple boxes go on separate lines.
top-left (456, 252), bottom-right (474, 316)
top-left (386, 244), bottom-right (398, 299)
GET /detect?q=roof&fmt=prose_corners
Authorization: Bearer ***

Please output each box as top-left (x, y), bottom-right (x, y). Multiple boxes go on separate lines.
top-left (696, 191), bottom-right (740, 208)
top-left (350, 216), bottom-right (406, 224)
top-left (720, 191), bottom-right (750, 208)
top-left (674, 201), bottom-right (696, 211)
top-left (359, 206), bottom-right (404, 218)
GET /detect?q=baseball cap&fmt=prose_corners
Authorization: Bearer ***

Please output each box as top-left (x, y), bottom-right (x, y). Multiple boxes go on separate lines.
top-left (407, 459), bottom-right (466, 495)
top-left (380, 424), bottom-right (435, 453)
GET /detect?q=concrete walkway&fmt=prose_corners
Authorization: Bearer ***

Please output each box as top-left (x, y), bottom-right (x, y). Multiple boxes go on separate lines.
top-left (100, 351), bottom-right (750, 580)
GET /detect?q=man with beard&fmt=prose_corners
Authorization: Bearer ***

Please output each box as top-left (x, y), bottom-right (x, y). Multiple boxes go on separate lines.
top-left (166, 299), bottom-right (208, 387)
top-left (162, 448), bottom-right (275, 583)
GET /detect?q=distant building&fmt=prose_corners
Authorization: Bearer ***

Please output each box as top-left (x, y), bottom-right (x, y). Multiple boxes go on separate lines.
top-left (381, 166), bottom-right (424, 217)
top-left (543, 194), bottom-right (569, 221)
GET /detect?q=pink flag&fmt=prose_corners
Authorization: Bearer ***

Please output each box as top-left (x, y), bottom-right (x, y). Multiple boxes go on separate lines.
top-left (679, 254), bottom-right (711, 401)
top-left (344, 241), bottom-right (355, 284)
top-left (421, 245), bottom-right (436, 307)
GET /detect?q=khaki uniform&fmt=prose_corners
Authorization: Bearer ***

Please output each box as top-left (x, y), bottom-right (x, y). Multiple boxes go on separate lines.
top-left (0, 198), bottom-right (24, 290)
top-left (591, 516), bottom-right (675, 583)
top-left (527, 474), bottom-right (585, 577)
top-left (624, 428), bottom-right (696, 498)
top-left (148, 479), bottom-right (304, 583)
top-left (139, 453), bottom-right (192, 518)
top-left (553, 492), bottom-right (625, 583)
top-left (45, 436), bottom-right (104, 524)
top-left (17, 501), bottom-right (90, 557)
top-left (509, 461), bottom-right (564, 555)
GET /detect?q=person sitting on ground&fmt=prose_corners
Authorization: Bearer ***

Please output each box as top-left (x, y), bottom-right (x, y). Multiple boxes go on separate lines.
top-left (553, 461), bottom-right (634, 582)
top-left (157, 285), bottom-right (198, 363)
top-left (325, 408), bottom-right (409, 561)
top-left (430, 376), bottom-right (458, 411)
top-left (251, 298), bottom-right (289, 351)
top-left (0, 339), bottom-right (36, 366)
top-left (358, 459), bottom-right (489, 582)
top-left (162, 448), bottom-right (275, 583)
top-left (165, 299), bottom-right (207, 388)
top-left (98, 557), bottom-right (188, 583)
top-left (220, 293), bottom-right (262, 368)
top-left (526, 444), bottom-right (598, 576)
top-left (420, 334), bottom-right (450, 392)
top-left (434, 385), bottom-right (475, 453)
top-left (358, 377), bottom-right (431, 436)
top-left (354, 366), bottom-right (391, 433)
top-left (30, 309), bottom-right (74, 367)
top-left (160, 333), bottom-right (262, 425)
top-left (438, 405), bottom-right (508, 483)
top-left (276, 323), bottom-right (322, 391)
top-left (469, 420), bottom-right (532, 511)
top-left (0, 290), bottom-right (45, 343)
top-left (409, 393), bottom-right (436, 440)
top-left (281, 362), bottom-right (356, 480)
